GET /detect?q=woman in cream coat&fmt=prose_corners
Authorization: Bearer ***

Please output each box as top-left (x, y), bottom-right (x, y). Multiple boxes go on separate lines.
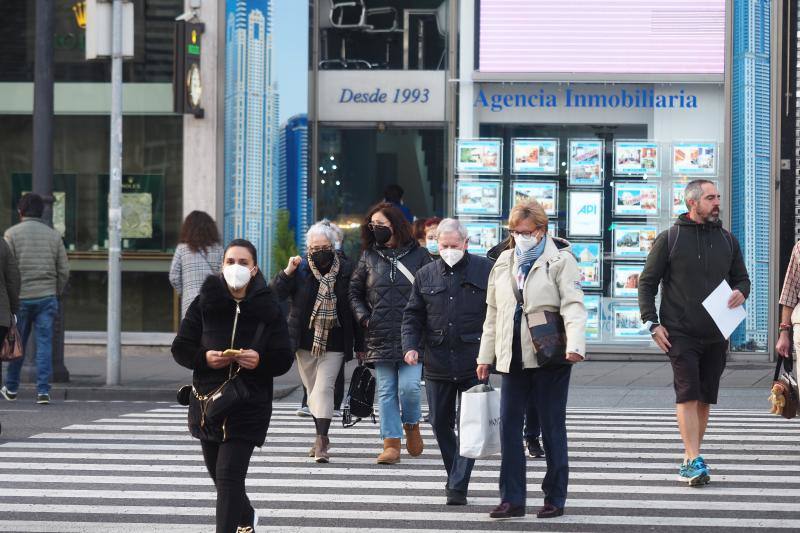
top-left (477, 199), bottom-right (587, 520)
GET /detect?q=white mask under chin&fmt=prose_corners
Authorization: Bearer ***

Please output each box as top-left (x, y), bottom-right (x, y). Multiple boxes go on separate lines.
top-left (515, 234), bottom-right (541, 252)
top-left (223, 264), bottom-right (253, 290)
top-left (440, 248), bottom-right (464, 267)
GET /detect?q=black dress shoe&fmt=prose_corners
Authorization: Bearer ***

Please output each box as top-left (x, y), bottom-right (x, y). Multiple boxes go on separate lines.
top-left (489, 502), bottom-right (525, 519)
top-left (526, 437), bottom-right (545, 458)
top-left (445, 489), bottom-right (467, 506)
top-left (536, 503), bottom-right (564, 519)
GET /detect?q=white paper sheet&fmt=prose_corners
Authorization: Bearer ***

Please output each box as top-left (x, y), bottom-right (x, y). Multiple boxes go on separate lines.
top-left (701, 280), bottom-right (746, 340)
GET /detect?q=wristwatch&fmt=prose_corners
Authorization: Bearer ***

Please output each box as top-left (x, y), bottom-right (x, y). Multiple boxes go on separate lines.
top-left (643, 320), bottom-right (660, 334)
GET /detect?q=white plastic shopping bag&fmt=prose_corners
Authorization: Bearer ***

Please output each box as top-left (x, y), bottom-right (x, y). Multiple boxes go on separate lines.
top-left (459, 383), bottom-right (501, 459)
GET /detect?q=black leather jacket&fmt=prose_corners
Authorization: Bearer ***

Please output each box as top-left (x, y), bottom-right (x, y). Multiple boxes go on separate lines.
top-left (401, 253), bottom-right (492, 381)
top-left (348, 242), bottom-right (432, 363)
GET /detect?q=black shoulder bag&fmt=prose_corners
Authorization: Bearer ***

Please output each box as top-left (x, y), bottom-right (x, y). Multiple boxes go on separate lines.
top-left (507, 252), bottom-right (569, 367)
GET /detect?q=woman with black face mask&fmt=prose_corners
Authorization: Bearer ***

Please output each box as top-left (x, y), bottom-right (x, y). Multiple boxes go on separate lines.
top-left (271, 222), bottom-right (364, 462)
top-left (348, 202), bottom-right (433, 464)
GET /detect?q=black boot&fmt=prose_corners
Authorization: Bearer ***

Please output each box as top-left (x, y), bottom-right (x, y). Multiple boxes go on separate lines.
top-left (526, 436), bottom-right (545, 458)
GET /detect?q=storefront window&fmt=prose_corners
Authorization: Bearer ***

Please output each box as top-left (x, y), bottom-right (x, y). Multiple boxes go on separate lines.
top-left (317, 126), bottom-right (445, 257)
top-left (317, 0), bottom-right (448, 71)
top-left (0, 0), bottom-right (183, 83)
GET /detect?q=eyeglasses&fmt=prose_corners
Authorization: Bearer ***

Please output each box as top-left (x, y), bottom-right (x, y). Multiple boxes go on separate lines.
top-left (308, 246), bottom-right (333, 253)
top-left (510, 230), bottom-right (540, 238)
top-left (368, 223), bottom-right (390, 230)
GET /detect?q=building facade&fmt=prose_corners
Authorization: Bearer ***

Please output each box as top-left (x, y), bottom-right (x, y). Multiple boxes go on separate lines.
top-left (280, 114), bottom-right (311, 251)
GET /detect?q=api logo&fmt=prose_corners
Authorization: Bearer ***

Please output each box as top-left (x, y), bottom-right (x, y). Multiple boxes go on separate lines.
top-left (577, 204), bottom-right (597, 215)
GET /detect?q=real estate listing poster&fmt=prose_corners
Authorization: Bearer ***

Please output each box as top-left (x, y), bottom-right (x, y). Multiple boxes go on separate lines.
top-left (613, 224), bottom-right (658, 258)
top-left (463, 220), bottom-right (502, 255)
top-left (613, 182), bottom-right (660, 217)
top-left (584, 294), bottom-right (601, 342)
top-left (612, 263), bottom-right (645, 298)
top-left (455, 179), bottom-right (503, 216)
top-left (568, 139), bottom-right (604, 186)
top-left (572, 242), bottom-right (602, 289)
top-left (614, 140), bottom-right (660, 177)
top-left (456, 139), bottom-right (503, 174)
top-left (511, 138), bottom-right (559, 175)
top-left (511, 180), bottom-right (558, 216)
top-left (672, 142), bottom-right (717, 176)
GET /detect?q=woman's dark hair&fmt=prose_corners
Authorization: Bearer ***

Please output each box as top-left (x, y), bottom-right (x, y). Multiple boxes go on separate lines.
top-left (179, 211), bottom-right (220, 253)
top-left (412, 218), bottom-right (428, 241)
top-left (17, 193), bottom-right (44, 218)
top-left (360, 202), bottom-right (414, 251)
top-left (224, 238), bottom-right (258, 265)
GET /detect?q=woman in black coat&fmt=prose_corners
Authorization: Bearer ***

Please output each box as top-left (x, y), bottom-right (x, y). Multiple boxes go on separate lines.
top-left (349, 202), bottom-right (432, 464)
top-left (271, 221), bottom-right (364, 463)
top-left (172, 239), bottom-right (293, 533)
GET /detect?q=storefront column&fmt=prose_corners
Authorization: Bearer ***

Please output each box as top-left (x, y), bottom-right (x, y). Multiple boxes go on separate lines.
top-left (181, 0), bottom-right (225, 226)
top-left (457, 0), bottom-right (476, 139)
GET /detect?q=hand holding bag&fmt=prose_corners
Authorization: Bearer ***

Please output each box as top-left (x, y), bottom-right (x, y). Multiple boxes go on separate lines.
top-left (0, 315), bottom-right (23, 362)
top-left (770, 357), bottom-right (799, 419)
top-left (507, 253), bottom-right (569, 367)
top-left (459, 383), bottom-right (501, 459)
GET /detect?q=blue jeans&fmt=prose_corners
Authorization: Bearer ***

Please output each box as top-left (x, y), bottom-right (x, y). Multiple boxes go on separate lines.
top-left (4, 296), bottom-right (59, 395)
top-left (499, 365), bottom-right (571, 509)
top-left (426, 377), bottom-right (481, 494)
top-left (374, 361), bottom-right (423, 439)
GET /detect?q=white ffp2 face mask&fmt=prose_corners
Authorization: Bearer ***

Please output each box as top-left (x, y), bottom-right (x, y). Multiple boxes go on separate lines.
top-left (439, 248), bottom-right (464, 267)
top-left (515, 234), bottom-right (541, 253)
top-left (223, 264), bottom-right (254, 290)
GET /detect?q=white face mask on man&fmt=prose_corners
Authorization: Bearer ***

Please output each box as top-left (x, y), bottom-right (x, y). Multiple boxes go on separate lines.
top-left (439, 248), bottom-right (464, 267)
top-left (223, 264), bottom-right (254, 290)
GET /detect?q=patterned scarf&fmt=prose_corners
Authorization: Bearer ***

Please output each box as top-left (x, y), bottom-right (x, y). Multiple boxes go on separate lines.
top-left (515, 235), bottom-right (547, 283)
top-left (375, 245), bottom-right (412, 283)
top-left (308, 254), bottom-right (341, 357)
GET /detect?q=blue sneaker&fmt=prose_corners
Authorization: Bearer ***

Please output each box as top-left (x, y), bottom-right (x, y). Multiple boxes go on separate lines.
top-left (679, 457), bottom-right (710, 487)
top-left (692, 456), bottom-right (711, 484)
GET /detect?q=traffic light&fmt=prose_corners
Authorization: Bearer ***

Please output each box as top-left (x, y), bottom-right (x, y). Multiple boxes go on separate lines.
top-left (173, 20), bottom-right (205, 118)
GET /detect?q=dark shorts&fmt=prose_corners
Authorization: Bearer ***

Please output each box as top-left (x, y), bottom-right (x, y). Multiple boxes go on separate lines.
top-left (666, 336), bottom-right (728, 404)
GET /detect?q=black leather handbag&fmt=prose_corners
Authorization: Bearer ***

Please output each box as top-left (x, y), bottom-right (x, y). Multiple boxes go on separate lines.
top-left (342, 361), bottom-right (377, 427)
top-left (507, 254), bottom-right (569, 368)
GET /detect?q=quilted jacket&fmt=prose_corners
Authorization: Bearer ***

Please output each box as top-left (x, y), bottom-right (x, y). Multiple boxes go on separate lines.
top-left (349, 241), bottom-right (432, 364)
top-left (4, 218), bottom-right (69, 300)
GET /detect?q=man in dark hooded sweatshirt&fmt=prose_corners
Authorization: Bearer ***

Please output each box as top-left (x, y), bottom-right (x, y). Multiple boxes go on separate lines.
top-left (638, 179), bottom-right (750, 487)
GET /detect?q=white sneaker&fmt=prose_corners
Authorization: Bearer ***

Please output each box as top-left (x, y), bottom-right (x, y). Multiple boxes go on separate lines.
top-left (295, 406), bottom-right (311, 417)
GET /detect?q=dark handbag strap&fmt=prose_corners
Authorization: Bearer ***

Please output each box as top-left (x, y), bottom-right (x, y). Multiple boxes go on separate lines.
top-left (774, 356), bottom-right (795, 381)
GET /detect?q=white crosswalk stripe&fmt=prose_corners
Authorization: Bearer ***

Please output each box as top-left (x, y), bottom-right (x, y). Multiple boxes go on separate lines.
top-left (1, 403), bottom-right (798, 532)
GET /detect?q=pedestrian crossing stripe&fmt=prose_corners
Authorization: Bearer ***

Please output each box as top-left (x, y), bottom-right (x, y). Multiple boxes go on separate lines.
top-left (1, 404), bottom-right (798, 532)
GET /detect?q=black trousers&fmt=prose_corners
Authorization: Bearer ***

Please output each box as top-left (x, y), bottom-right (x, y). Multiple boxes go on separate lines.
top-left (426, 376), bottom-right (481, 493)
top-left (200, 439), bottom-right (256, 533)
top-left (499, 365), bottom-right (571, 509)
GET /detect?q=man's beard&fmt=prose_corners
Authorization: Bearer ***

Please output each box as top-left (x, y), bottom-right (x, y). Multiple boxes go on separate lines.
top-left (703, 207), bottom-right (721, 223)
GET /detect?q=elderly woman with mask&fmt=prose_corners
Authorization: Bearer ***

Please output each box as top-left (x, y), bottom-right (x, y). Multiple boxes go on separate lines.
top-left (272, 222), bottom-right (363, 462)
top-left (477, 200), bottom-right (587, 520)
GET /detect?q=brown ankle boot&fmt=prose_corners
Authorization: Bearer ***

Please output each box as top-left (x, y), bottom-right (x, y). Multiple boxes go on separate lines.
top-left (403, 423), bottom-right (424, 457)
top-left (307, 441), bottom-right (316, 458)
top-left (376, 438), bottom-right (401, 464)
top-left (314, 435), bottom-right (330, 463)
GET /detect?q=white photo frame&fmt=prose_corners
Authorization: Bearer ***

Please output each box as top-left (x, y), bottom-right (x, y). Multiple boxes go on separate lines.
top-left (511, 180), bottom-right (559, 216)
top-left (612, 263), bottom-right (645, 298)
top-left (571, 241), bottom-right (603, 289)
top-left (614, 140), bottom-right (661, 177)
top-left (567, 190), bottom-right (603, 238)
top-left (455, 179), bottom-right (503, 216)
top-left (613, 181), bottom-right (660, 217)
top-left (462, 220), bottom-right (503, 256)
top-left (455, 138), bottom-right (503, 175)
top-left (672, 141), bottom-right (718, 177)
top-left (584, 294), bottom-right (602, 342)
top-left (613, 224), bottom-right (659, 258)
top-left (568, 139), bottom-right (604, 186)
top-left (511, 138), bottom-right (559, 175)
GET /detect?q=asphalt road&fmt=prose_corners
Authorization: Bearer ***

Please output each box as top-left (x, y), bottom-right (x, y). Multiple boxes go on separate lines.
top-left (0, 395), bottom-right (798, 532)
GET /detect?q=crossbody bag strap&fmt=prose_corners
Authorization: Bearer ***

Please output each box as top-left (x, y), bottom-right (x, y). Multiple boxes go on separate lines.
top-left (396, 260), bottom-right (416, 284)
top-left (507, 252), bottom-right (523, 306)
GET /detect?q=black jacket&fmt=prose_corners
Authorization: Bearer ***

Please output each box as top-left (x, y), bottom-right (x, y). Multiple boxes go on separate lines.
top-left (270, 257), bottom-right (364, 361)
top-left (638, 214), bottom-right (751, 343)
top-left (349, 242), bottom-right (432, 363)
top-left (0, 238), bottom-right (20, 329)
top-left (171, 273), bottom-right (294, 445)
top-left (402, 253), bottom-right (492, 381)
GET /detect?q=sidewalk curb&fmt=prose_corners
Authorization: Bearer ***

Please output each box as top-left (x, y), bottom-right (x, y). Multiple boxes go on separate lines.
top-left (15, 384), bottom-right (301, 403)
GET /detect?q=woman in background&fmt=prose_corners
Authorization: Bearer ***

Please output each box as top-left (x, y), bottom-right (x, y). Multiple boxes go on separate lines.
top-left (169, 211), bottom-right (224, 317)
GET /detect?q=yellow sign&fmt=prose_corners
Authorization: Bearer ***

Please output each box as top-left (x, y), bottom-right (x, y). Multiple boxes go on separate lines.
top-left (191, 30), bottom-right (197, 44)
top-left (72, 1), bottom-right (87, 29)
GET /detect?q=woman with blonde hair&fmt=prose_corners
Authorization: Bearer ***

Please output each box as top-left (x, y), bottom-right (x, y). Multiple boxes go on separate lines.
top-left (477, 199), bottom-right (587, 520)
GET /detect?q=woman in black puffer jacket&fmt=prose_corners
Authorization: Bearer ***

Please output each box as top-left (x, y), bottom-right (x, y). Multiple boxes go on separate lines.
top-left (349, 203), bottom-right (432, 465)
top-left (172, 239), bottom-right (293, 533)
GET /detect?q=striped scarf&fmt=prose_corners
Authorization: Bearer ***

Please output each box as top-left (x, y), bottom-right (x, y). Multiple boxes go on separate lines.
top-left (515, 235), bottom-right (546, 282)
top-left (308, 254), bottom-right (341, 357)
